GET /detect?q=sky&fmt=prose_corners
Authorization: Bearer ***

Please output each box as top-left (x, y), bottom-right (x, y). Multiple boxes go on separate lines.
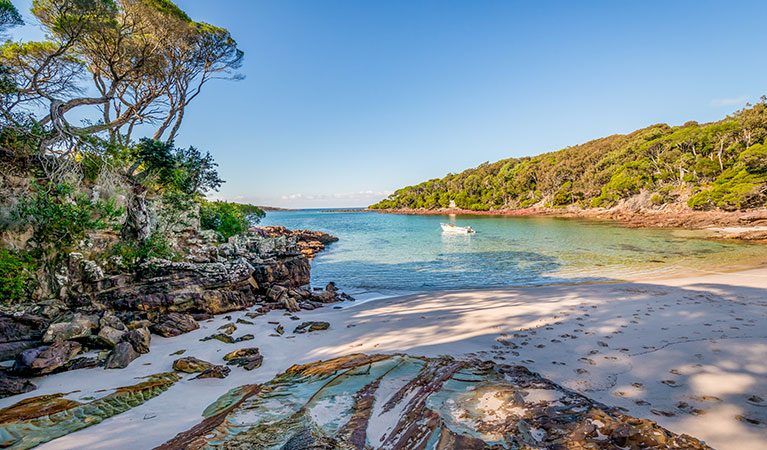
top-left (8, 0), bottom-right (767, 208)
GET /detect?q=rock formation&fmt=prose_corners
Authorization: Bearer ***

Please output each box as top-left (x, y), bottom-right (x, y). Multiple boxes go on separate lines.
top-left (0, 227), bottom-right (350, 398)
top-left (253, 226), bottom-right (339, 258)
top-left (0, 372), bottom-right (180, 450)
top-left (155, 354), bottom-right (712, 450)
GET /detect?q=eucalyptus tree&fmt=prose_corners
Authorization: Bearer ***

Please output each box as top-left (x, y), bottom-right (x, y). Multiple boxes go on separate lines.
top-left (0, 0), bottom-right (243, 149)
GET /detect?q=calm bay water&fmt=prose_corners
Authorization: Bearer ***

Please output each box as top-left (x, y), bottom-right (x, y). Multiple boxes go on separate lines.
top-left (260, 210), bottom-right (765, 298)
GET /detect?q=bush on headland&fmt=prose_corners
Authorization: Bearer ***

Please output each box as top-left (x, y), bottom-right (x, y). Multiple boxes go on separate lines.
top-left (371, 98), bottom-right (767, 211)
top-left (200, 201), bottom-right (265, 241)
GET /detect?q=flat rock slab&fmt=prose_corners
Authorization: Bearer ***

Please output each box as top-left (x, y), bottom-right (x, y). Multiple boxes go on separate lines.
top-left (155, 353), bottom-right (712, 450)
top-left (293, 321), bottom-right (330, 333)
top-left (173, 357), bottom-right (214, 373)
top-left (0, 372), bottom-right (179, 449)
top-left (223, 348), bottom-right (263, 371)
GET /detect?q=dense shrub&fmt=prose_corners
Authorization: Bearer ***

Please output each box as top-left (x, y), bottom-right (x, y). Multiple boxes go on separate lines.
top-left (0, 249), bottom-right (36, 304)
top-left (10, 183), bottom-right (123, 259)
top-left (199, 201), bottom-right (265, 241)
top-left (688, 144), bottom-right (767, 210)
top-left (110, 234), bottom-right (176, 272)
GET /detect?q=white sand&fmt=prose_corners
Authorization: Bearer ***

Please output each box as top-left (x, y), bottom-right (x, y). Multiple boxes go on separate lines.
top-left (3, 268), bottom-right (766, 450)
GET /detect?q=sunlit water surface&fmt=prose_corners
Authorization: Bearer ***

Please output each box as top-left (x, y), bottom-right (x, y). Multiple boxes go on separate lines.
top-left (260, 210), bottom-right (766, 299)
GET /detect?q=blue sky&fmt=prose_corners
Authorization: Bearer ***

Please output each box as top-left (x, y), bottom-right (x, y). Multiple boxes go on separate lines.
top-left (9, 0), bottom-right (767, 208)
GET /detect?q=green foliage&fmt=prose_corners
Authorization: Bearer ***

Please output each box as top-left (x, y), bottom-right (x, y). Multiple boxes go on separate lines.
top-left (372, 100), bottom-right (767, 212)
top-left (129, 138), bottom-right (223, 195)
top-left (10, 182), bottom-right (123, 259)
top-left (688, 143), bottom-right (767, 210)
top-left (0, 248), bottom-right (36, 304)
top-left (0, 1), bottom-right (22, 32)
top-left (739, 142), bottom-right (767, 172)
top-left (199, 201), bottom-right (264, 241)
top-left (110, 233), bottom-right (175, 272)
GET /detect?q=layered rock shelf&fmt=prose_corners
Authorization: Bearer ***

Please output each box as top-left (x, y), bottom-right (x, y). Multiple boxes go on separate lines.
top-left (155, 353), bottom-right (712, 449)
top-left (0, 372), bottom-right (180, 449)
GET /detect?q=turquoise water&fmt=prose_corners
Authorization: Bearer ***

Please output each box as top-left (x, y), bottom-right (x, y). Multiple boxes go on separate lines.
top-left (260, 210), bottom-right (765, 298)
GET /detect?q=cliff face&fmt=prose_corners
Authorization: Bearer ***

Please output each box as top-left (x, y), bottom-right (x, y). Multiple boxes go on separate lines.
top-left (68, 230), bottom-right (312, 316)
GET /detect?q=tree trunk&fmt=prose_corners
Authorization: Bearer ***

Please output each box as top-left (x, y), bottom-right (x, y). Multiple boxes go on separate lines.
top-left (122, 185), bottom-right (151, 242)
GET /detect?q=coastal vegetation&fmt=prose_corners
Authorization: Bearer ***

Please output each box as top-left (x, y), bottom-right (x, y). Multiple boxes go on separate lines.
top-left (0, 0), bottom-right (261, 302)
top-left (371, 101), bottom-right (767, 211)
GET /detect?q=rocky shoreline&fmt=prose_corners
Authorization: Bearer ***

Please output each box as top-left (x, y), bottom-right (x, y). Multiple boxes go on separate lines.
top-left (0, 226), bottom-right (348, 399)
top-left (0, 223), bottom-right (762, 449)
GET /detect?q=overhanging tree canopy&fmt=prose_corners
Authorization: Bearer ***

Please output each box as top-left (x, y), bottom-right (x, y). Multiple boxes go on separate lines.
top-left (0, 0), bottom-right (242, 148)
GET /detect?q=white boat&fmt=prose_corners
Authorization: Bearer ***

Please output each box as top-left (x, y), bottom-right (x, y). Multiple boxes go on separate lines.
top-left (440, 223), bottom-right (475, 234)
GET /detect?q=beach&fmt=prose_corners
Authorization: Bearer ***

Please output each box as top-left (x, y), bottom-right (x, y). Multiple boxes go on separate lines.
top-left (7, 267), bottom-right (764, 450)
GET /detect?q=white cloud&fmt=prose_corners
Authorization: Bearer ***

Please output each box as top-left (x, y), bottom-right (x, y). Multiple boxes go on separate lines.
top-left (281, 190), bottom-right (392, 201)
top-left (209, 190), bottom-right (394, 209)
top-left (710, 96), bottom-right (748, 108)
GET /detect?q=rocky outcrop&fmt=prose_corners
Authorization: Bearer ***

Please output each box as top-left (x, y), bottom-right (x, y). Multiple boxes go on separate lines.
top-left (155, 354), bottom-right (712, 450)
top-left (149, 313), bottom-right (199, 337)
top-left (254, 226), bottom-right (338, 258)
top-left (172, 357), bottom-right (214, 373)
top-left (193, 365), bottom-right (230, 379)
top-left (0, 227), bottom-right (349, 399)
top-left (223, 348), bottom-right (262, 370)
top-left (68, 229), bottom-right (319, 319)
top-left (293, 321), bottom-right (330, 334)
top-left (104, 342), bottom-right (138, 369)
top-left (13, 341), bottom-right (82, 375)
top-left (0, 314), bottom-right (47, 361)
top-left (0, 372), bottom-right (179, 449)
top-left (0, 372), bottom-right (36, 397)
top-left (120, 327), bottom-right (151, 354)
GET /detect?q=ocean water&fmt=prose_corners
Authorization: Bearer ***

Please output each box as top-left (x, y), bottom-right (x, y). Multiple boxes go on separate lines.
top-left (260, 209), bottom-right (766, 298)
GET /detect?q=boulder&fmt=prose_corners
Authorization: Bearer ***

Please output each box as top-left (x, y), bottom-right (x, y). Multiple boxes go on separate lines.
top-left (60, 356), bottom-right (101, 371)
top-left (218, 323), bottom-right (237, 335)
top-left (13, 347), bottom-right (42, 373)
top-left (149, 313), bottom-right (199, 337)
top-left (314, 291), bottom-right (339, 303)
top-left (15, 340), bottom-right (82, 375)
top-left (0, 371), bottom-right (36, 398)
top-left (80, 260), bottom-right (104, 282)
top-left (223, 348), bottom-right (263, 371)
top-left (104, 342), bottom-right (139, 369)
top-left (121, 327), bottom-right (151, 354)
top-left (266, 285), bottom-right (288, 302)
top-left (42, 316), bottom-right (93, 343)
top-left (193, 365), bottom-right (230, 379)
top-left (282, 296), bottom-right (300, 313)
top-left (293, 322), bottom-right (330, 334)
top-left (0, 313), bottom-right (47, 361)
top-left (99, 313), bottom-right (126, 331)
top-left (96, 326), bottom-right (125, 348)
top-left (173, 357), bottom-right (214, 373)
